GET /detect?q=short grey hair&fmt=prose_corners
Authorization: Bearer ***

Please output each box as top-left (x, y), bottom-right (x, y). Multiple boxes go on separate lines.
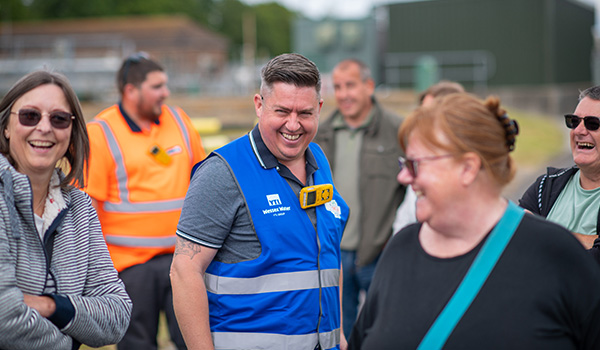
top-left (333, 58), bottom-right (373, 82)
top-left (260, 53), bottom-right (321, 99)
top-left (579, 85), bottom-right (600, 101)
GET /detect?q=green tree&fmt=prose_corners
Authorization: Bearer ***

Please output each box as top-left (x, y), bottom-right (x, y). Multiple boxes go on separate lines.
top-left (0, 0), bottom-right (33, 21)
top-left (254, 2), bottom-right (296, 57)
top-left (1, 0), bottom-right (298, 60)
top-left (210, 0), bottom-right (298, 60)
top-left (211, 0), bottom-right (250, 60)
top-left (7, 0), bottom-right (215, 25)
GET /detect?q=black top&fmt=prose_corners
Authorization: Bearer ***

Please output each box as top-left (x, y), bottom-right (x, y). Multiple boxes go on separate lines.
top-left (349, 214), bottom-right (600, 350)
top-left (519, 166), bottom-right (579, 217)
top-left (519, 166), bottom-right (600, 264)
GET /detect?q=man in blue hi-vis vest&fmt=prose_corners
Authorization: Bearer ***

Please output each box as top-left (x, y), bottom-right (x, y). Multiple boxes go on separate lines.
top-left (171, 53), bottom-right (350, 350)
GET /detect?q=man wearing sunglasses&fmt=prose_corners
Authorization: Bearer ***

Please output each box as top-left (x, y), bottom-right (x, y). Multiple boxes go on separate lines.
top-left (519, 85), bottom-right (600, 264)
top-left (84, 52), bottom-right (206, 349)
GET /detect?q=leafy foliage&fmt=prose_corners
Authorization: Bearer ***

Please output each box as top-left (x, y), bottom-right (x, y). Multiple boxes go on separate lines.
top-left (0, 0), bottom-right (298, 60)
top-left (211, 0), bottom-right (250, 59)
top-left (255, 2), bottom-right (296, 57)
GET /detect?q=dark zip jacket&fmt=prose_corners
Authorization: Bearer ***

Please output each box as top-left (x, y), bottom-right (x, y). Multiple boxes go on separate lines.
top-left (519, 166), bottom-right (600, 264)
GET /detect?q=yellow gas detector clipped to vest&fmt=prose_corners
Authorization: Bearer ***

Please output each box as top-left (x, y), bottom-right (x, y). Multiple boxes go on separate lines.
top-left (299, 184), bottom-right (333, 209)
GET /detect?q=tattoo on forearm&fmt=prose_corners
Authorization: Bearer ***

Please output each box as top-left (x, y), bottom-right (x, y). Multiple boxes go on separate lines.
top-left (174, 237), bottom-right (203, 259)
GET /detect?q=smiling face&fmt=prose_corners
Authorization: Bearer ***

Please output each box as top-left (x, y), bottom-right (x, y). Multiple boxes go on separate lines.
top-left (397, 132), bottom-right (462, 226)
top-left (332, 62), bottom-right (374, 125)
top-left (5, 84), bottom-right (72, 180)
top-left (255, 82), bottom-right (322, 168)
top-left (570, 97), bottom-right (600, 174)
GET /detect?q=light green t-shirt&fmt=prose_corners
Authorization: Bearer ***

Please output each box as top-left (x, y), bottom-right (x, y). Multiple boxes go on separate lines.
top-left (546, 171), bottom-right (600, 235)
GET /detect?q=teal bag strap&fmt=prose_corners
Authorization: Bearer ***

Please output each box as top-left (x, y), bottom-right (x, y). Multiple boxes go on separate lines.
top-left (417, 201), bottom-right (524, 350)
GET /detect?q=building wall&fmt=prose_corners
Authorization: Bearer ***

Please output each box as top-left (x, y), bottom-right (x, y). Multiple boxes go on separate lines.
top-left (0, 15), bottom-right (229, 100)
top-left (553, 0), bottom-right (595, 83)
top-left (293, 17), bottom-right (379, 86)
top-left (384, 0), bottom-right (593, 87)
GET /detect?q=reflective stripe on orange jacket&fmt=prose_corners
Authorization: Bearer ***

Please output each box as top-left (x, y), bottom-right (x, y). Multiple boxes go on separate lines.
top-left (85, 104), bottom-right (206, 271)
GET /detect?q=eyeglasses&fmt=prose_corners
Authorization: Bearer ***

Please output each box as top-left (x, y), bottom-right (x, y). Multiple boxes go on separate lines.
top-left (121, 51), bottom-right (150, 87)
top-left (398, 154), bottom-right (454, 178)
top-left (11, 109), bottom-right (75, 129)
top-left (564, 114), bottom-right (600, 131)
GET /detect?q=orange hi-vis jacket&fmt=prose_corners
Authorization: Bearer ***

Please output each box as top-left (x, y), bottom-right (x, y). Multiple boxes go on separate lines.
top-left (85, 104), bottom-right (206, 272)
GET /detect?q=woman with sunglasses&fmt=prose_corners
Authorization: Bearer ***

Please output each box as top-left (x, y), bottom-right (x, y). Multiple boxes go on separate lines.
top-left (520, 86), bottom-right (600, 263)
top-left (348, 93), bottom-right (600, 349)
top-left (0, 70), bottom-right (132, 349)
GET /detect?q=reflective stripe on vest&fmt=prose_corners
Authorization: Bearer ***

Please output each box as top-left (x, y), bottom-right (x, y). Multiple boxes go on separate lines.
top-left (104, 234), bottom-right (176, 247)
top-left (212, 328), bottom-right (340, 350)
top-left (168, 106), bottom-right (194, 165)
top-left (205, 268), bottom-right (340, 295)
top-left (207, 136), bottom-right (349, 349)
top-left (93, 109), bottom-right (189, 214)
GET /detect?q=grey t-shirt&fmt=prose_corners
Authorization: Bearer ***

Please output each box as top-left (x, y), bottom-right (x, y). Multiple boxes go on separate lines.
top-left (177, 155), bottom-right (259, 263)
top-left (176, 127), bottom-right (318, 263)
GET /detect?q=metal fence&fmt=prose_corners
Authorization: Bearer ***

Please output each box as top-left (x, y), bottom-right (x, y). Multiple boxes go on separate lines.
top-left (383, 50), bottom-right (496, 94)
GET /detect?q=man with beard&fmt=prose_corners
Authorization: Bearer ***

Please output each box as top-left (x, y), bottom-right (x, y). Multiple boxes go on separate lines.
top-left (85, 52), bottom-right (206, 349)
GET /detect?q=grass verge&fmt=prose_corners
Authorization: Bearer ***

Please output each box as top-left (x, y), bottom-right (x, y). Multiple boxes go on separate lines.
top-left (508, 107), bottom-right (565, 168)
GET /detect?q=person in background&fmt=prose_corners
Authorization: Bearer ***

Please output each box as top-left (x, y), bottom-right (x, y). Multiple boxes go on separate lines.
top-left (84, 52), bottom-right (206, 349)
top-left (171, 53), bottom-right (349, 350)
top-left (314, 59), bottom-right (404, 338)
top-left (520, 85), bottom-right (600, 263)
top-left (418, 80), bottom-right (466, 107)
top-left (393, 80), bottom-right (465, 234)
top-left (349, 93), bottom-right (600, 349)
top-left (0, 70), bottom-right (132, 349)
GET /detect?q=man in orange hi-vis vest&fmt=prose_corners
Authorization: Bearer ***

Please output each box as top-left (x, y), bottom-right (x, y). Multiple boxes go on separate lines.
top-left (85, 52), bottom-right (206, 350)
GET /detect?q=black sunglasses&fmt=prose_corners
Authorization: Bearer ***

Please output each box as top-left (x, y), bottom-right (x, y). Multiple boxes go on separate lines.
top-left (121, 51), bottom-right (150, 87)
top-left (11, 109), bottom-right (74, 129)
top-left (398, 154), bottom-right (454, 178)
top-left (564, 114), bottom-right (600, 131)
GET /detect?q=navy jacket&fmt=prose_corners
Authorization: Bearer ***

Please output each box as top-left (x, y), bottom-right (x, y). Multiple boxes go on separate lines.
top-left (519, 166), bottom-right (600, 264)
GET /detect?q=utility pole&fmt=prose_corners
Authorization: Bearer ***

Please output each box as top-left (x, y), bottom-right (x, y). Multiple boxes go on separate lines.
top-left (242, 11), bottom-right (257, 93)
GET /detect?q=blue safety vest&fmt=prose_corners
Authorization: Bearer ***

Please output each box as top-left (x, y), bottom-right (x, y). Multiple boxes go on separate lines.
top-left (206, 134), bottom-right (349, 350)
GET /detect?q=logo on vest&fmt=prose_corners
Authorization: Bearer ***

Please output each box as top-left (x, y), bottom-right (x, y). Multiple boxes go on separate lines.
top-left (325, 200), bottom-right (342, 219)
top-left (263, 194), bottom-right (290, 216)
top-left (267, 194), bottom-right (282, 206)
